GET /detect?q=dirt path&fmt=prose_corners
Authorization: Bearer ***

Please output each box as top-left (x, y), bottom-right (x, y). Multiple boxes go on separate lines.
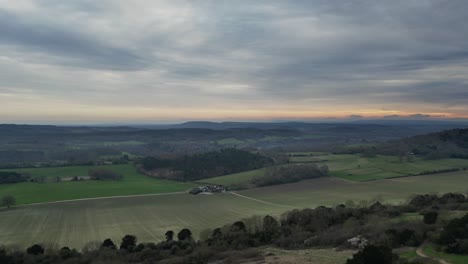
top-left (229, 191), bottom-right (296, 208)
top-left (18, 191), bottom-right (187, 208)
top-left (16, 189), bottom-right (294, 209)
top-left (416, 245), bottom-right (450, 264)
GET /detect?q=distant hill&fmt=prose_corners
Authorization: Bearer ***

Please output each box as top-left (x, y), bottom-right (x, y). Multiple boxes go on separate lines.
top-left (377, 128), bottom-right (468, 159)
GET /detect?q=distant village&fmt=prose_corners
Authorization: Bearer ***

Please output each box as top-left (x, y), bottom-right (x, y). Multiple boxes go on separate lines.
top-left (189, 184), bottom-right (226, 195)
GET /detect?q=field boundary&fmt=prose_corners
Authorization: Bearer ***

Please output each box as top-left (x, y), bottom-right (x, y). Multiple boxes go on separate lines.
top-left (229, 191), bottom-right (296, 208)
top-left (17, 191), bottom-right (187, 208)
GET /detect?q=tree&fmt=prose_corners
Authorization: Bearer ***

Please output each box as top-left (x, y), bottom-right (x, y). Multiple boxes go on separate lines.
top-left (262, 215), bottom-right (279, 242)
top-left (423, 211), bottom-right (438, 224)
top-left (120, 235), bottom-right (137, 250)
top-left (177, 228), bottom-right (192, 241)
top-left (1, 195), bottom-right (16, 209)
top-left (165, 230), bottom-right (174, 241)
top-left (59, 247), bottom-right (75, 259)
top-left (231, 221), bottom-right (247, 233)
top-left (26, 244), bottom-right (44, 255)
top-left (101, 238), bottom-right (117, 249)
top-left (212, 228), bottom-right (223, 239)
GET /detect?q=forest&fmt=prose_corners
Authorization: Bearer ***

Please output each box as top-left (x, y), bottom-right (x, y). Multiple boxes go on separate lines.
top-left (140, 149), bottom-right (273, 181)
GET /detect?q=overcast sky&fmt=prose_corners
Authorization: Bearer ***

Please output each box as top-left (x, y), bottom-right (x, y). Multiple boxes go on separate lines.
top-left (1, 0), bottom-right (467, 124)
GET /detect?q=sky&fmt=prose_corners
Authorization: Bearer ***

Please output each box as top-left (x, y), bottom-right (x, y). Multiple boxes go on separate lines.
top-left (1, 0), bottom-right (468, 124)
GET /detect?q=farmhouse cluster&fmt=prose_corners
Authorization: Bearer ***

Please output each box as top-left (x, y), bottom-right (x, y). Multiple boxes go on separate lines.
top-left (189, 184), bottom-right (226, 195)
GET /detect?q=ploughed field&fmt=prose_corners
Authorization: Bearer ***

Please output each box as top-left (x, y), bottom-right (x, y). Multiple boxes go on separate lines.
top-left (1, 170), bottom-right (468, 248)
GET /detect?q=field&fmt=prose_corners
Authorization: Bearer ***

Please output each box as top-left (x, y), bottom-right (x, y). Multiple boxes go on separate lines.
top-left (0, 192), bottom-right (286, 249)
top-left (0, 164), bottom-right (196, 205)
top-left (203, 167), bottom-right (266, 186)
top-left (1, 171), bottom-right (468, 249)
top-left (202, 153), bottom-right (468, 187)
top-left (289, 153), bottom-right (468, 182)
top-left (240, 170), bottom-right (468, 207)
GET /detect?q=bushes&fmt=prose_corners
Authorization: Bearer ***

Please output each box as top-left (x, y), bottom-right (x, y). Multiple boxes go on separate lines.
top-left (422, 211), bottom-right (438, 224)
top-left (409, 193), bottom-right (466, 208)
top-left (346, 245), bottom-right (400, 264)
top-left (438, 213), bottom-right (468, 254)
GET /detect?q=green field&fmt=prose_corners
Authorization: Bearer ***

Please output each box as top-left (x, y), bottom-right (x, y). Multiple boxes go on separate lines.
top-left (0, 164), bottom-right (196, 205)
top-left (422, 245), bottom-right (468, 264)
top-left (1, 171), bottom-right (468, 248)
top-left (400, 245), bottom-right (468, 264)
top-left (203, 153), bottom-right (468, 186)
top-left (290, 153), bottom-right (468, 181)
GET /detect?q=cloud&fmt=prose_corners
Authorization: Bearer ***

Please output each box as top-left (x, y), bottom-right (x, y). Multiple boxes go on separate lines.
top-left (382, 114), bottom-right (442, 120)
top-left (0, 0), bottom-right (467, 122)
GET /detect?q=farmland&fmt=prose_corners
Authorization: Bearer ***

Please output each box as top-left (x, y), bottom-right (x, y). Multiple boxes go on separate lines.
top-left (0, 192), bottom-right (285, 249)
top-left (1, 170), bottom-right (468, 248)
top-left (203, 153), bottom-right (468, 187)
top-left (0, 164), bottom-right (196, 205)
top-left (240, 170), bottom-right (468, 207)
top-left (289, 153), bottom-right (468, 182)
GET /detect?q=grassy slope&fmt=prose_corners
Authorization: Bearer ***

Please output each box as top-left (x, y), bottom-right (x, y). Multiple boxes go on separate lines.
top-left (0, 164), bottom-right (196, 205)
top-left (1, 171), bottom-right (468, 248)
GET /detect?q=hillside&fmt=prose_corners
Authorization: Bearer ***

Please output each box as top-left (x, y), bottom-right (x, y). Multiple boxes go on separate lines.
top-left (354, 129), bottom-right (468, 159)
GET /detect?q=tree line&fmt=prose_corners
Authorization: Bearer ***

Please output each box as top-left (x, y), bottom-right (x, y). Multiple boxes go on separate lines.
top-left (0, 172), bottom-right (30, 184)
top-left (346, 128), bottom-right (468, 160)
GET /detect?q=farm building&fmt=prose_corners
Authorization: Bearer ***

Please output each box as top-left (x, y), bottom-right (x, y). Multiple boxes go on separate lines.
top-left (189, 184), bottom-right (226, 195)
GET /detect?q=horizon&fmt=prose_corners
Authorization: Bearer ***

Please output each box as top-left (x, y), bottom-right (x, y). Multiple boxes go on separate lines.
top-left (1, 1), bottom-right (468, 122)
top-left (3, 116), bottom-right (468, 126)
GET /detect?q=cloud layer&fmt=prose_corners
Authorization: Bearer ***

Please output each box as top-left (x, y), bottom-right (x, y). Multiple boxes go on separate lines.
top-left (1, 0), bottom-right (467, 123)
